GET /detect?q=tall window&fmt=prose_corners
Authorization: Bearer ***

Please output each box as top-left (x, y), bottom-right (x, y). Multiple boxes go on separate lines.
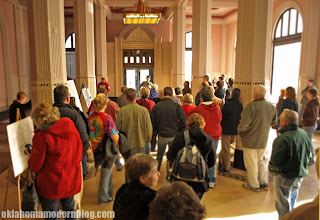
top-left (65, 33), bottom-right (76, 79)
top-left (185, 32), bottom-right (192, 83)
top-left (271, 8), bottom-right (302, 103)
top-left (65, 32), bottom-right (75, 51)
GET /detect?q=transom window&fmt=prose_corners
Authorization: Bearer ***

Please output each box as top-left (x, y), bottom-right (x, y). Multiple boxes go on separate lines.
top-left (123, 49), bottom-right (154, 67)
top-left (274, 8), bottom-right (302, 45)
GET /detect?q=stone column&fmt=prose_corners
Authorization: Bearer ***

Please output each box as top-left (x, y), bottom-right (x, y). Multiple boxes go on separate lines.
top-left (94, 4), bottom-right (107, 85)
top-left (74, 0), bottom-right (96, 104)
top-left (191, 0), bottom-right (212, 97)
top-left (172, 2), bottom-right (186, 88)
top-left (234, 0), bottom-right (272, 107)
top-left (300, 0), bottom-right (320, 89)
top-left (28, 0), bottom-right (67, 104)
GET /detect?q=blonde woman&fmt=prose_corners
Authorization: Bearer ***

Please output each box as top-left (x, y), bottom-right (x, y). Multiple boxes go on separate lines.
top-left (88, 93), bottom-right (120, 203)
top-left (26, 103), bottom-right (82, 218)
top-left (181, 93), bottom-right (195, 117)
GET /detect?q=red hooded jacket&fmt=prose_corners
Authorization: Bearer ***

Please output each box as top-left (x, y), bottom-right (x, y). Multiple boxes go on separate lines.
top-left (28, 117), bottom-right (82, 200)
top-left (190, 102), bottom-right (222, 140)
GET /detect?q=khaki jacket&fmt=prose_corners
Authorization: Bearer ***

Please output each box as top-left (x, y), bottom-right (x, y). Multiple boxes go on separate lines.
top-left (116, 102), bottom-right (152, 149)
top-left (238, 98), bottom-right (277, 149)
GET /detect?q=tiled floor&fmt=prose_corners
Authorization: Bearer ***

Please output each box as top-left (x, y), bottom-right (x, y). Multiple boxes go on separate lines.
top-left (0, 121), bottom-right (319, 220)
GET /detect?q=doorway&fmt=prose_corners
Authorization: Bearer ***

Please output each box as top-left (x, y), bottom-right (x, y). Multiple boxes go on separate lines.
top-left (123, 69), bottom-right (154, 91)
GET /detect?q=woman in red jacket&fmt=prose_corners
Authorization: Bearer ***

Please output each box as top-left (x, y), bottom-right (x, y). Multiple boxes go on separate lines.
top-left (26, 103), bottom-right (82, 219)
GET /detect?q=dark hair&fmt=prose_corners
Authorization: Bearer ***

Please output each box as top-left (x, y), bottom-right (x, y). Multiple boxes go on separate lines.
top-left (285, 87), bottom-right (297, 102)
top-left (219, 76), bottom-right (223, 81)
top-left (228, 78), bottom-right (234, 87)
top-left (164, 87), bottom-right (173, 97)
top-left (231, 88), bottom-right (241, 99)
top-left (69, 97), bottom-right (76, 107)
top-left (184, 81), bottom-right (190, 87)
top-left (200, 88), bottom-right (213, 102)
top-left (97, 87), bottom-right (108, 95)
top-left (54, 85), bottom-right (69, 103)
top-left (308, 79), bottom-right (315, 84)
top-left (175, 87), bottom-right (182, 95)
top-left (203, 75), bottom-right (209, 81)
top-left (149, 182), bottom-right (206, 220)
top-left (216, 81), bottom-right (223, 88)
top-left (126, 88), bottom-right (137, 101)
top-left (17, 92), bottom-right (27, 100)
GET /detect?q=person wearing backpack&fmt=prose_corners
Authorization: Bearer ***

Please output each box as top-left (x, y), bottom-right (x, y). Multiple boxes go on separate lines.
top-left (167, 113), bottom-right (216, 200)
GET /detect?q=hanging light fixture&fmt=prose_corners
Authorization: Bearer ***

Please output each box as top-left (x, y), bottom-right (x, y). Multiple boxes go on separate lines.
top-left (123, 0), bottom-right (161, 24)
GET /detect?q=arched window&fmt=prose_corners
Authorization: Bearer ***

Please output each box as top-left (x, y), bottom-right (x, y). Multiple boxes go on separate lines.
top-left (185, 32), bottom-right (192, 83)
top-left (271, 8), bottom-right (302, 103)
top-left (65, 32), bottom-right (75, 51)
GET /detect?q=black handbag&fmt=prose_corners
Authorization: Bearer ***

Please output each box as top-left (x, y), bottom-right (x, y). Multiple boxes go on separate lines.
top-left (21, 168), bottom-right (39, 211)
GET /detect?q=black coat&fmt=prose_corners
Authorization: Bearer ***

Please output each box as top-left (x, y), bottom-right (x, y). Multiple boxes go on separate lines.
top-left (53, 103), bottom-right (90, 152)
top-left (221, 98), bottom-right (243, 135)
top-left (215, 87), bottom-right (225, 99)
top-left (113, 181), bottom-right (156, 220)
top-left (9, 100), bottom-right (31, 124)
top-left (182, 86), bottom-right (191, 95)
top-left (167, 127), bottom-right (216, 193)
top-left (277, 98), bottom-right (298, 118)
top-left (150, 98), bottom-right (187, 138)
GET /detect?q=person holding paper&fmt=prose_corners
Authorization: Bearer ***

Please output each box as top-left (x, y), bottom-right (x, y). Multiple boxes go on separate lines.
top-left (26, 103), bottom-right (82, 219)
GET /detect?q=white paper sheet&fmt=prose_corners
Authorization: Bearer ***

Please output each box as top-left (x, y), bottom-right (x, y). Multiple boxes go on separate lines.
top-left (67, 80), bottom-right (82, 111)
top-left (7, 117), bottom-right (34, 177)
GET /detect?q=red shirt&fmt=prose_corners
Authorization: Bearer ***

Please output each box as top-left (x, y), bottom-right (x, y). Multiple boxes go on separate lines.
top-left (182, 104), bottom-right (195, 117)
top-left (190, 103), bottom-right (222, 140)
top-left (28, 118), bottom-right (82, 199)
top-left (98, 81), bottom-right (111, 93)
top-left (88, 101), bottom-right (119, 123)
top-left (136, 98), bottom-right (155, 114)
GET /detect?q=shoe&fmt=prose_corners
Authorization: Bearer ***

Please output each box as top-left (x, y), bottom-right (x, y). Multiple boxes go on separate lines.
top-left (116, 166), bottom-right (123, 171)
top-left (260, 183), bottom-right (269, 191)
top-left (308, 159), bottom-right (315, 166)
top-left (209, 182), bottom-right (216, 188)
top-left (98, 197), bottom-right (114, 204)
top-left (218, 164), bottom-right (224, 172)
top-left (242, 183), bottom-right (260, 192)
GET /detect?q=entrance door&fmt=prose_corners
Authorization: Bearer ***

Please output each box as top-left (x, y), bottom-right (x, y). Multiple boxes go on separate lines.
top-left (123, 69), bottom-right (154, 91)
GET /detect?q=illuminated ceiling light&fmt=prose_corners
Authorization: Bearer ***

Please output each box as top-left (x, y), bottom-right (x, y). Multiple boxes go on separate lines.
top-left (123, 0), bottom-right (161, 24)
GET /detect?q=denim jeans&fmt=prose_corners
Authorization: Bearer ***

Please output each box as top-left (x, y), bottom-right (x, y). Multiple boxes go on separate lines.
top-left (298, 104), bottom-right (305, 126)
top-left (40, 195), bottom-right (76, 220)
top-left (157, 136), bottom-right (175, 171)
top-left (145, 142), bottom-right (151, 155)
top-left (208, 139), bottom-right (219, 183)
top-left (82, 152), bottom-right (87, 176)
top-left (302, 125), bottom-right (316, 161)
top-left (114, 153), bottom-right (123, 170)
top-left (274, 175), bottom-right (303, 219)
top-left (98, 166), bottom-right (113, 203)
top-left (125, 145), bottom-right (147, 183)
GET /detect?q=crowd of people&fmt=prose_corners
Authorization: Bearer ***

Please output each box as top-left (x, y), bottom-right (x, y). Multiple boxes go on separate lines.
top-left (10, 74), bottom-right (318, 220)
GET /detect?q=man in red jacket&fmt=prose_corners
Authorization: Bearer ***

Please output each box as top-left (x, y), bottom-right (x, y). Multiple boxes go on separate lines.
top-left (97, 77), bottom-right (111, 94)
top-left (190, 88), bottom-right (222, 188)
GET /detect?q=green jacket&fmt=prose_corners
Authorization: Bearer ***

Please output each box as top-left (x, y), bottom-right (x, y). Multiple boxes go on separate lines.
top-left (116, 102), bottom-right (152, 149)
top-left (238, 98), bottom-right (277, 149)
top-left (268, 123), bottom-right (312, 178)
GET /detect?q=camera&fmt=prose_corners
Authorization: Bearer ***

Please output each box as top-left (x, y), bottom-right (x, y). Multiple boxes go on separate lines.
top-left (24, 144), bottom-right (32, 154)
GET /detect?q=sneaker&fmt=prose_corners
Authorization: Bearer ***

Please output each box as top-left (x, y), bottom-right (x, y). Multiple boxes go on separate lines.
top-left (116, 166), bottom-right (123, 171)
top-left (260, 183), bottom-right (269, 191)
top-left (242, 183), bottom-right (260, 192)
top-left (209, 182), bottom-right (216, 188)
top-left (98, 197), bottom-right (114, 204)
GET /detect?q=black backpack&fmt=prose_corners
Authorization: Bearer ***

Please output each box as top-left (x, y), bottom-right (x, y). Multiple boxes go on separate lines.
top-left (171, 130), bottom-right (207, 182)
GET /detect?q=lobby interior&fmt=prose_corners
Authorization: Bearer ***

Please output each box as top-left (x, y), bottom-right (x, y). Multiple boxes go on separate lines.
top-left (0, 0), bottom-right (320, 219)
